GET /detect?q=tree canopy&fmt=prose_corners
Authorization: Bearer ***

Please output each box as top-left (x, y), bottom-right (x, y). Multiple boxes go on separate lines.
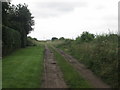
top-left (2, 2), bottom-right (34, 55)
top-left (52, 37), bottom-right (58, 41)
top-left (76, 31), bottom-right (95, 43)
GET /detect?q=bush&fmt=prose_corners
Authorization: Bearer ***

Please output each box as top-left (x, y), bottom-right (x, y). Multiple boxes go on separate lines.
top-left (2, 25), bottom-right (21, 56)
top-left (59, 37), bottom-right (65, 40)
top-left (27, 37), bottom-right (36, 46)
top-left (57, 32), bottom-right (118, 88)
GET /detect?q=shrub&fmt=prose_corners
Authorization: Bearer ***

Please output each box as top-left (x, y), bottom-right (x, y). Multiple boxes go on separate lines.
top-left (59, 37), bottom-right (65, 40)
top-left (57, 32), bottom-right (118, 88)
top-left (27, 37), bottom-right (36, 46)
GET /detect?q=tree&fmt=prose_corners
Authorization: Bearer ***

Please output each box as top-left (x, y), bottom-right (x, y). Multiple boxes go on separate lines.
top-left (52, 37), bottom-right (58, 41)
top-left (2, 2), bottom-right (34, 55)
top-left (8, 3), bottom-right (34, 47)
top-left (2, 2), bottom-right (10, 26)
top-left (81, 31), bottom-right (95, 42)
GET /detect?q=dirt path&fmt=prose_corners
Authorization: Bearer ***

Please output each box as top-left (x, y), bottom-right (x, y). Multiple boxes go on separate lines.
top-left (52, 46), bottom-right (110, 88)
top-left (41, 45), bottom-right (67, 88)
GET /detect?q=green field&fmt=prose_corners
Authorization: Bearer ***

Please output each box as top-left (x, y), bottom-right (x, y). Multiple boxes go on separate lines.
top-left (51, 47), bottom-right (92, 88)
top-left (3, 46), bottom-right (44, 88)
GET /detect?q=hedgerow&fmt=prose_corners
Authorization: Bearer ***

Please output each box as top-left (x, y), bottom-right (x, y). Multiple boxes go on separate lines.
top-left (2, 25), bottom-right (21, 56)
top-left (56, 32), bottom-right (119, 88)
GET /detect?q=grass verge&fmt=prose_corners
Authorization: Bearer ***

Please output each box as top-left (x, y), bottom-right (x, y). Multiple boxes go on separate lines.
top-left (50, 46), bottom-right (92, 88)
top-left (3, 46), bottom-right (44, 88)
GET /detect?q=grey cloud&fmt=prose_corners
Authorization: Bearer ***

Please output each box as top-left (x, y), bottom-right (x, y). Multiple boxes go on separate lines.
top-left (57, 7), bottom-right (74, 12)
top-left (103, 16), bottom-right (117, 21)
top-left (96, 5), bottom-right (105, 10)
top-left (32, 2), bottom-right (87, 18)
top-left (39, 2), bottom-right (87, 8)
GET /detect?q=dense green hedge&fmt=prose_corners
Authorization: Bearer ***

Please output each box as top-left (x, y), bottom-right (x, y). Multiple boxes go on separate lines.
top-left (2, 25), bottom-right (21, 56)
top-left (56, 34), bottom-right (118, 88)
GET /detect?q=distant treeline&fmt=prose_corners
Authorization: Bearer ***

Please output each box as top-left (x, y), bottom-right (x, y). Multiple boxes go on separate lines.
top-left (54, 31), bottom-right (119, 88)
top-left (2, 2), bottom-right (34, 56)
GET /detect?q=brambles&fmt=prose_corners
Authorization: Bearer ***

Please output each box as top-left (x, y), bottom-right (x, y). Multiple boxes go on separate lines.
top-left (56, 32), bottom-right (118, 88)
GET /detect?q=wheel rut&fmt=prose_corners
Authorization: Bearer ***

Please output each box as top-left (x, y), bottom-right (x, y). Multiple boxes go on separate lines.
top-left (41, 45), bottom-right (67, 88)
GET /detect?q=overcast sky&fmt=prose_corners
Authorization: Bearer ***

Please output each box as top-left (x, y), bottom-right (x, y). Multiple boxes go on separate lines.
top-left (11, 0), bottom-right (118, 40)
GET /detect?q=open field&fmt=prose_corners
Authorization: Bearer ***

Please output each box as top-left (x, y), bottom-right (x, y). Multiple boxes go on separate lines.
top-left (3, 46), bottom-right (44, 88)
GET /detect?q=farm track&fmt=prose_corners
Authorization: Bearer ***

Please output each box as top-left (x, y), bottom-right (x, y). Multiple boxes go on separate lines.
top-left (41, 45), bottom-right (67, 88)
top-left (52, 46), bottom-right (110, 88)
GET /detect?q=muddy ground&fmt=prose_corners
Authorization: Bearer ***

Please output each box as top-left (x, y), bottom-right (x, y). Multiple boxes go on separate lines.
top-left (41, 46), bottom-right (67, 88)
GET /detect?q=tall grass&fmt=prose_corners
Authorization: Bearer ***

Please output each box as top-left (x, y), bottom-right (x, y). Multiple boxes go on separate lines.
top-left (56, 33), bottom-right (118, 88)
